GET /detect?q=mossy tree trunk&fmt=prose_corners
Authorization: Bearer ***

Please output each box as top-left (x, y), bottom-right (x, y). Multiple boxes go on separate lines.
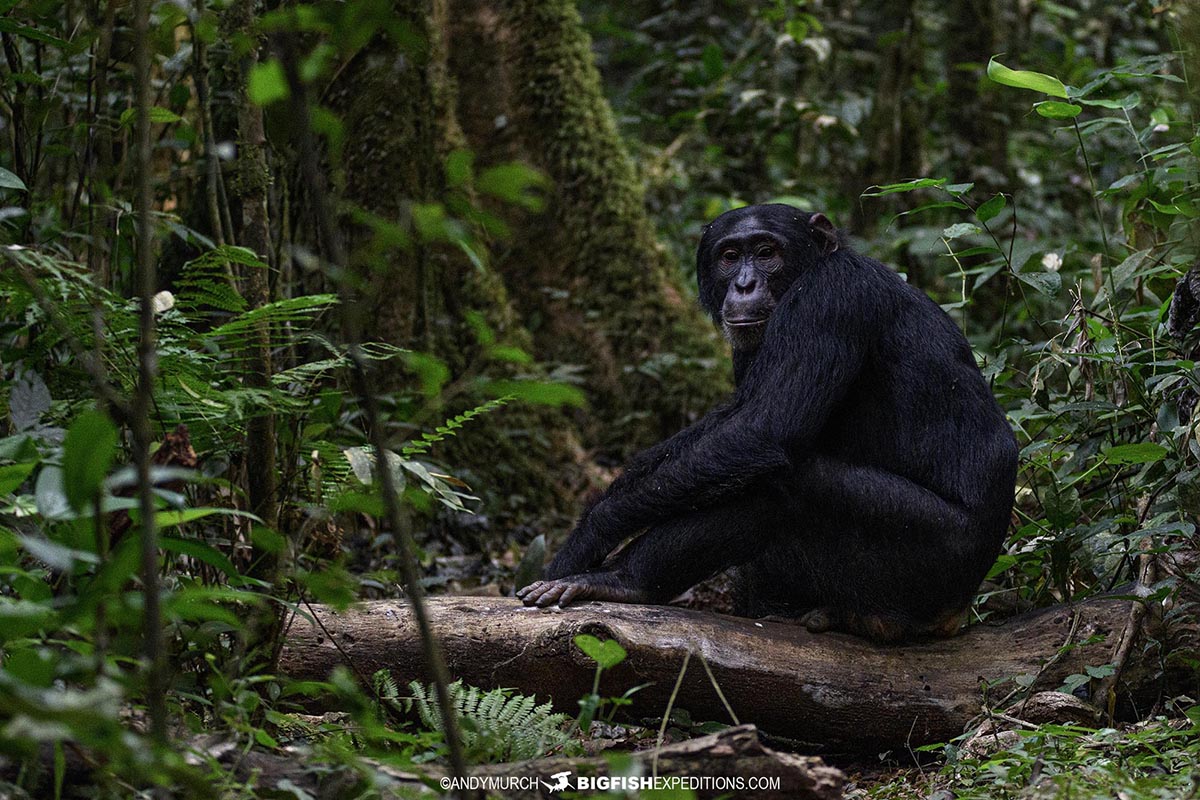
top-left (449, 0), bottom-right (729, 456)
top-left (318, 0), bottom-right (730, 534)
top-left (319, 2), bottom-right (575, 533)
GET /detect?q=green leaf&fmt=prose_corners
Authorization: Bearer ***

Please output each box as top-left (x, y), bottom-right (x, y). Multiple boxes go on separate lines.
top-left (0, 597), bottom-right (55, 640)
top-left (488, 345), bottom-right (533, 365)
top-left (486, 380), bottom-right (585, 408)
top-left (0, 18), bottom-right (67, 46)
top-left (861, 178), bottom-right (946, 197)
top-left (0, 167), bottom-right (27, 191)
top-left (328, 489), bottom-right (385, 517)
top-left (951, 246), bottom-right (1001, 259)
top-left (1078, 93), bottom-right (1140, 110)
top-left (445, 149), bottom-right (474, 188)
top-left (403, 351), bottom-right (451, 397)
top-left (410, 202), bottom-right (454, 242)
top-left (575, 634), bottom-right (627, 669)
top-left (1104, 443), bottom-right (1168, 465)
top-left (1103, 173), bottom-right (1141, 194)
top-left (986, 57), bottom-right (1068, 98)
top-left (1009, 239), bottom-right (1042, 272)
top-left (464, 309), bottom-right (495, 346)
top-left (576, 692), bottom-right (600, 732)
top-left (0, 435), bottom-right (37, 462)
top-left (942, 223), bottom-right (981, 240)
top-left (3, 646), bottom-right (57, 686)
top-left (161, 536), bottom-right (244, 582)
top-left (1034, 100), bottom-right (1082, 119)
top-left (1148, 199), bottom-right (1198, 217)
top-left (164, 587), bottom-right (263, 624)
top-left (62, 410), bottom-right (119, 512)
top-left (1109, 249), bottom-right (1151, 293)
top-left (785, 19), bottom-right (809, 42)
top-left (476, 163), bottom-right (548, 211)
top-left (295, 566), bottom-right (357, 609)
top-left (0, 462), bottom-right (36, 495)
top-left (1061, 673), bottom-right (1089, 695)
top-left (1016, 269), bottom-right (1061, 297)
top-left (148, 106), bottom-right (183, 124)
top-left (975, 193), bottom-right (1007, 223)
top-left (248, 59), bottom-right (290, 105)
top-left (251, 526), bottom-right (287, 555)
top-left (17, 534), bottom-right (97, 570)
top-left (701, 43), bottom-right (724, 80)
top-left (886, 200), bottom-right (970, 227)
top-left (118, 106), bottom-right (183, 128)
top-left (154, 507), bottom-right (261, 528)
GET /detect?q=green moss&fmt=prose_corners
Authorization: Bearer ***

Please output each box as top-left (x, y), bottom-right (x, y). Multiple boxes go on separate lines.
top-left (497, 0), bottom-right (729, 453)
top-left (324, 2), bottom-right (576, 525)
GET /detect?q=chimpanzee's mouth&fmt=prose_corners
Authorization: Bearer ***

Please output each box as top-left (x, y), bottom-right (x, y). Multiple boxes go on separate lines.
top-left (725, 317), bottom-right (768, 327)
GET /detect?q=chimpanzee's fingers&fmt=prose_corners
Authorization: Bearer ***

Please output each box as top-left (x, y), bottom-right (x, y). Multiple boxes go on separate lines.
top-left (516, 581), bottom-right (541, 599)
top-left (518, 581), bottom-right (551, 605)
top-left (558, 583), bottom-right (586, 607)
top-left (534, 581), bottom-right (569, 607)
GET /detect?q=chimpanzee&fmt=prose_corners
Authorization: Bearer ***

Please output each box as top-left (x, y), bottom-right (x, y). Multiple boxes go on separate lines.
top-left (517, 204), bottom-right (1018, 642)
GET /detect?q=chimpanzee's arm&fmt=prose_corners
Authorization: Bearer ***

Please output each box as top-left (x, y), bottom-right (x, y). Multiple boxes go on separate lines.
top-left (564, 409), bottom-right (728, 544)
top-left (546, 281), bottom-right (870, 578)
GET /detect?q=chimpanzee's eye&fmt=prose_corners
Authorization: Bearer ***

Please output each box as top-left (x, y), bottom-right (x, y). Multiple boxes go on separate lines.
top-left (756, 245), bottom-right (774, 259)
top-left (721, 249), bottom-right (738, 263)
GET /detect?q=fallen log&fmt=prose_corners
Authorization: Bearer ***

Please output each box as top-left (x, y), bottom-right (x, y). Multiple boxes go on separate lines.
top-left (278, 596), bottom-right (1162, 752)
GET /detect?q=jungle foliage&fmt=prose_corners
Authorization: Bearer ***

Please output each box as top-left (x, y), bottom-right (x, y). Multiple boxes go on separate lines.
top-left (0, 0), bottom-right (1197, 798)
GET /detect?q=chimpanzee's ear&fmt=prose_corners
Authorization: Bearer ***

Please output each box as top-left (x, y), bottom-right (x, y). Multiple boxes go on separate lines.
top-left (809, 213), bottom-right (839, 255)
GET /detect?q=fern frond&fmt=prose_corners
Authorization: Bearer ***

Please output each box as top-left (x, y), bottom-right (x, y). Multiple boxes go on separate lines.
top-left (400, 397), bottom-right (510, 458)
top-left (373, 669), bottom-right (399, 700)
top-left (208, 294), bottom-right (339, 343)
top-left (173, 246), bottom-right (260, 314)
top-left (404, 679), bottom-right (571, 763)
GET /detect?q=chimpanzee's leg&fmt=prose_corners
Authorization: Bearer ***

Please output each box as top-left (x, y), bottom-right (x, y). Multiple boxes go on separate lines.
top-left (740, 457), bottom-right (1003, 640)
top-left (519, 479), bottom-right (793, 608)
top-left (519, 456), bottom-right (1005, 641)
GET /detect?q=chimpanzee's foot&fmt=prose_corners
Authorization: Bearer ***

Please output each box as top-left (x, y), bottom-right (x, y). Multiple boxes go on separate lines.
top-left (752, 608), bottom-right (842, 631)
top-left (764, 607), bottom-right (893, 640)
top-left (798, 606), bottom-right (844, 633)
top-left (517, 572), bottom-right (652, 608)
top-left (757, 605), bottom-right (968, 643)
top-left (797, 607), bottom-right (908, 642)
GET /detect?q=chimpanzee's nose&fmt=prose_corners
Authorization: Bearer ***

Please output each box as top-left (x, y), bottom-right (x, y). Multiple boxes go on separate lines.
top-left (734, 271), bottom-right (756, 293)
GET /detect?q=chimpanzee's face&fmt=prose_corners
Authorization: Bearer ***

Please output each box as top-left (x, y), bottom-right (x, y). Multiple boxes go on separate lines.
top-left (696, 205), bottom-right (838, 351)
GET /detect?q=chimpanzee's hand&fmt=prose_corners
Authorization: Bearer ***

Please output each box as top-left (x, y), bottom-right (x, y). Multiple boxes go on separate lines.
top-left (516, 571), bottom-right (651, 608)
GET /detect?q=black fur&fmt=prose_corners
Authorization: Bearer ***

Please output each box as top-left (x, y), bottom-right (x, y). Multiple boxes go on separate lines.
top-left (518, 204), bottom-right (1018, 641)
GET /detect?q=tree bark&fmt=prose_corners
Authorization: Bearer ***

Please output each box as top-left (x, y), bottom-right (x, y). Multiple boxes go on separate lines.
top-left (322, 3), bottom-right (584, 529)
top-left (448, 0), bottom-right (730, 456)
top-left (229, 0), bottom-right (280, 541)
top-left (314, 0), bottom-right (733, 531)
top-left (945, 0), bottom-right (1008, 186)
top-left (278, 596), bottom-right (1175, 753)
top-left (847, 0), bottom-right (925, 233)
